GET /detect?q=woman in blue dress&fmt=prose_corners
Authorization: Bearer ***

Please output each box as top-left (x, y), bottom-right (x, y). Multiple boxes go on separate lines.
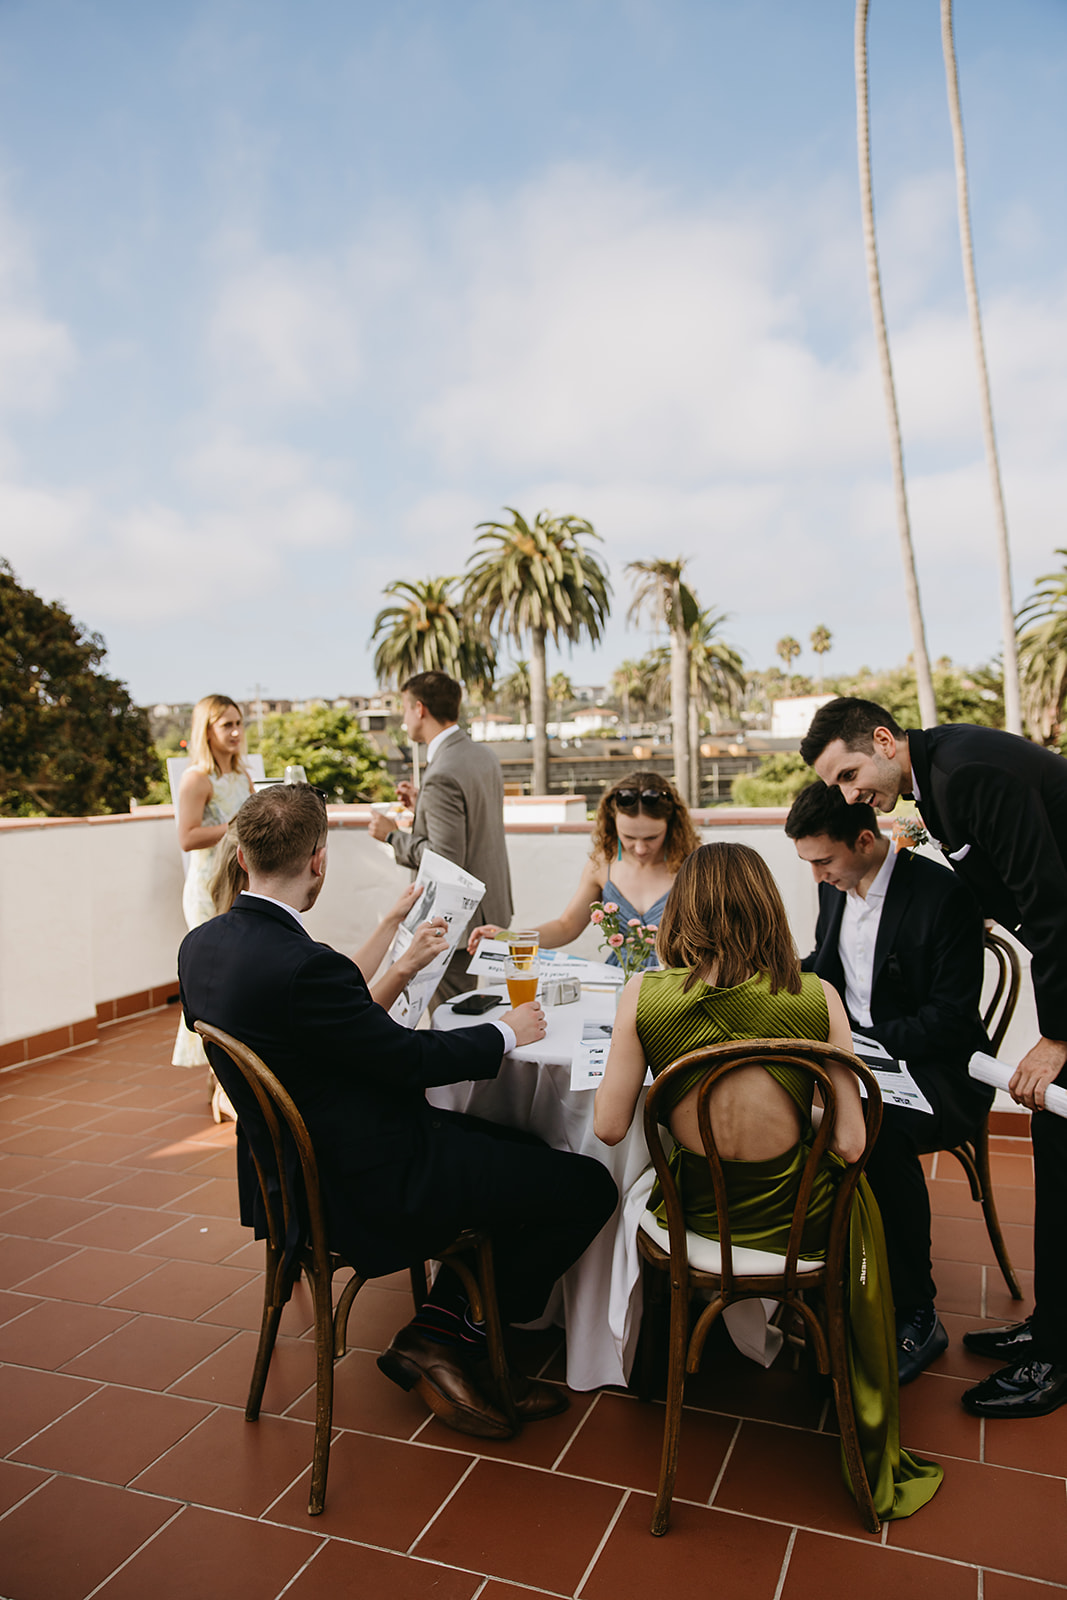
top-left (467, 772), bottom-right (700, 969)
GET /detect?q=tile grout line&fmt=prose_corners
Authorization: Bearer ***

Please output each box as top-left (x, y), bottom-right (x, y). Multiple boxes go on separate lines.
top-left (548, 1388), bottom-right (603, 1472)
top-left (404, 1453), bottom-right (481, 1554)
top-left (706, 1417), bottom-right (743, 1507)
top-left (79, 1501), bottom-right (190, 1600)
top-left (771, 1527), bottom-right (798, 1600)
top-left (574, 1486), bottom-right (630, 1598)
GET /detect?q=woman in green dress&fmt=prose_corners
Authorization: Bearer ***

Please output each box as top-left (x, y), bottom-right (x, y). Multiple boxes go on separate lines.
top-left (595, 842), bottom-right (942, 1521)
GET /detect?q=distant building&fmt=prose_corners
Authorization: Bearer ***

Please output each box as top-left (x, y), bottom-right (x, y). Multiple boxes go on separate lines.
top-left (770, 694), bottom-right (834, 740)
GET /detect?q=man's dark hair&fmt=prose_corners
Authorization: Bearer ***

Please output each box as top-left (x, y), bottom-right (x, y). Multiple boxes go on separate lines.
top-left (402, 671), bottom-right (462, 724)
top-left (785, 782), bottom-right (879, 847)
top-left (235, 784), bottom-right (327, 876)
top-left (799, 697), bottom-right (905, 766)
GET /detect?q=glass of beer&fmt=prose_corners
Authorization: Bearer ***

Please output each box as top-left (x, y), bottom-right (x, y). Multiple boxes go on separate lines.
top-left (505, 929), bottom-right (540, 1007)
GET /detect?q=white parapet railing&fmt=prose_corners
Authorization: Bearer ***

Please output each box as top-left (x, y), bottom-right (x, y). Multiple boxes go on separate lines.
top-left (0, 803), bottom-right (1036, 1072)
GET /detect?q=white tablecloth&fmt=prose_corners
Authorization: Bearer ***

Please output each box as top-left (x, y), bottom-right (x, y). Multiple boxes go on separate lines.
top-left (429, 990), bottom-right (653, 1391)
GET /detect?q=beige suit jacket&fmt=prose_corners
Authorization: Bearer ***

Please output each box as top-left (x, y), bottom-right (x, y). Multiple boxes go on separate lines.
top-left (387, 727), bottom-right (513, 928)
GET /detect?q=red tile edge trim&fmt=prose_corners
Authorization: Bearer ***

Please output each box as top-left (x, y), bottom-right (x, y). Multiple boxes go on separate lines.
top-left (1, 982), bottom-right (180, 1072)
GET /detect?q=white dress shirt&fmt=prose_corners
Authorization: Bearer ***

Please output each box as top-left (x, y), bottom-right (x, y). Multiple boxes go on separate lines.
top-left (425, 722), bottom-right (460, 764)
top-left (838, 846), bottom-right (897, 1028)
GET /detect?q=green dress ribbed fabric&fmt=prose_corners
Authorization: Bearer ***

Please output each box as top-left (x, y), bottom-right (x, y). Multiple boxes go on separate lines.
top-left (637, 968), bottom-right (942, 1521)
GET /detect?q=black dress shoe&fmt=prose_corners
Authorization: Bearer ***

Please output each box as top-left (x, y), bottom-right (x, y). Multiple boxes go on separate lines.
top-left (962, 1357), bottom-right (1067, 1418)
top-left (378, 1326), bottom-right (515, 1439)
top-left (962, 1319), bottom-right (1035, 1362)
top-left (896, 1312), bottom-right (949, 1385)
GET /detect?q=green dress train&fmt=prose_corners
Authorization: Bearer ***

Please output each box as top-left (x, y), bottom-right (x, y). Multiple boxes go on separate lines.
top-left (636, 967), bottom-right (942, 1521)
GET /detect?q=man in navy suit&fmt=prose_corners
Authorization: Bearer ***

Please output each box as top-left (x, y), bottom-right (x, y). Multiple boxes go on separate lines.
top-left (785, 781), bottom-right (991, 1383)
top-left (802, 697), bottom-right (1067, 1419)
top-left (179, 783), bottom-right (617, 1440)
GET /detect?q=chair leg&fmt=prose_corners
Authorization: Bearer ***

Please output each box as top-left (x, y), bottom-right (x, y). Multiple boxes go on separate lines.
top-left (246, 1241), bottom-right (288, 1422)
top-left (472, 1237), bottom-right (517, 1427)
top-left (333, 1269), bottom-right (366, 1358)
top-left (308, 1263), bottom-right (338, 1516)
top-left (973, 1136), bottom-right (1024, 1300)
top-left (650, 1277), bottom-right (690, 1537)
top-left (637, 1259), bottom-right (666, 1403)
top-left (409, 1260), bottom-right (429, 1309)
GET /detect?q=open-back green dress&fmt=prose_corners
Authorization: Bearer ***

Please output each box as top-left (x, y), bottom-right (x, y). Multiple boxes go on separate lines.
top-left (637, 967), bottom-right (942, 1521)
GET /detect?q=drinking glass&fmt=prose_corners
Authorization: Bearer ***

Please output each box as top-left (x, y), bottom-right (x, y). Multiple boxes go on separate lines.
top-left (505, 929), bottom-right (540, 1007)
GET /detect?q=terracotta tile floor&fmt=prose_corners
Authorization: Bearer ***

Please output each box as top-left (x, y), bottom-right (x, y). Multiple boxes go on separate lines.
top-left (0, 1009), bottom-right (1064, 1600)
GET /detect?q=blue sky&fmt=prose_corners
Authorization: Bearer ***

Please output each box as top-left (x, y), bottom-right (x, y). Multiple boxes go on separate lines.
top-left (1, 0), bottom-right (1064, 705)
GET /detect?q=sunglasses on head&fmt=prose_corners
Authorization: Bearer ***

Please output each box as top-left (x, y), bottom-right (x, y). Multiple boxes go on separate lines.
top-left (611, 786), bottom-right (672, 814)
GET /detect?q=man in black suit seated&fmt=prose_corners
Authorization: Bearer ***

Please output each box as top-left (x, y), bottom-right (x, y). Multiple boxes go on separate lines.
top-left (785, 781), bottom-right (992, 1383)
top-left (178, 783), bottom-right (618, 1440)
top-left (801, 696), bottom-right (1067, 1419)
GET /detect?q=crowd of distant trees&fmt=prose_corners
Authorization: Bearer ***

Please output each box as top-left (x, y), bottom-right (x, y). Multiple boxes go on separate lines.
top-left (4, 534), bottom-right (1067, 819)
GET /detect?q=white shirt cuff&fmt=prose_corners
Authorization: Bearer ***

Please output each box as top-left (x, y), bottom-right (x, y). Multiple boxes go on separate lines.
top-left (490, 1020), bottom-right (517, 1054)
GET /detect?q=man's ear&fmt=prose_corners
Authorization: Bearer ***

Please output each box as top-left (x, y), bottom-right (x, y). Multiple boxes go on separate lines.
top-left (872, 726), bottom-right (898, 759)
top-left (236, 845), bottom-right (249, 872)
top-left (855, 829), bottom-right (878, 853)
top-left (310, 844), bottom-right (327, 878)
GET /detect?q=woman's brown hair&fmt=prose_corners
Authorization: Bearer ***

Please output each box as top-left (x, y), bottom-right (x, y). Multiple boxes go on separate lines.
top-left (589, 771), bottom-right (700, 870)
top-left (655, 842), bottom-right (801, 994)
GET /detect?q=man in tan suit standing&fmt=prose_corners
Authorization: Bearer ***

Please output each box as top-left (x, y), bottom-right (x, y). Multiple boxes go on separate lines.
top-left (368, 671), bottom-right (514, 1005)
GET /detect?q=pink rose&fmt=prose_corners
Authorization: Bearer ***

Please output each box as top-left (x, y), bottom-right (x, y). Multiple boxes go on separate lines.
top-left (627, 917), bottom-right (641, 927)
top-left (608, 932), bottom-right (625, 947)
top-left (590, 909), bottom-right (604, 924)
top-left (603, 902), bottom-right (619, 914)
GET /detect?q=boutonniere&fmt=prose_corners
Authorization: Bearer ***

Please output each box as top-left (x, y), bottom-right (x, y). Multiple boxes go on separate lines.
top-left (891, 816), bottom-right (931, 853)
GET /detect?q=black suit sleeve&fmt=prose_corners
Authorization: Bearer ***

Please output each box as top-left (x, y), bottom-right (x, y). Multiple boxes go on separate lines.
top-left (948, 762), bottom-right (1067, 1039)
top-left (863, 872), bottom-right (985, 1067)
top-left (290, 945), bottom-right (503, 1088)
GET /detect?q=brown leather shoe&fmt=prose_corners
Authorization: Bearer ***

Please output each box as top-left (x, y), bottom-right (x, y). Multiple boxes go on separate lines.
top-left (378, 1326), bottom-right (515, 1439)
top-left (508, 1370), bottom-right (570, 1421)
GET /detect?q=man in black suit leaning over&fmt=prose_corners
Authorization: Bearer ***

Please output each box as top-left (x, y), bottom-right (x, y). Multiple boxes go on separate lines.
top-left (785, 781), bottom-right (992, 1383)
top-left (802, 696), bottom-right (1067, 1418)
top-left (179, 783), bottom-right (618, 1440)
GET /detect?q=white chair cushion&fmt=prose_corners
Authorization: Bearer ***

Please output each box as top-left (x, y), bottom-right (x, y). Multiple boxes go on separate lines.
top-left (638, 1208), bottom-right (823, 1276)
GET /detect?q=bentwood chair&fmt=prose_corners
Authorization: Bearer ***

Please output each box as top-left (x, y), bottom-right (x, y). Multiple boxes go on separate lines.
top-left (942, 928), bottom-right (1023, 1299)
top-left (195, 1022), bottom-right (514, 1515)
top-left (636, 1039), bottom-right (883, 1537)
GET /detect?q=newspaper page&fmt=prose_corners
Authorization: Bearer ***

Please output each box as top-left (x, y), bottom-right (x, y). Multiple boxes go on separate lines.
top-left (570, 1018), bottom-right (616, 1090)
top-left (849, 1031), bottom-right (934, 1116)
top-left (387, 849), bottom-right (485, 1028)
top-left (466, 938), bottom-right (625, 988)
top-left (970, 1051), bottom-right (1067, 1120)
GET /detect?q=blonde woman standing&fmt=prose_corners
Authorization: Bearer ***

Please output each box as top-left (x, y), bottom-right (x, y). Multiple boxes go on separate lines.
top-left (172, 695), bottom-right (254, 1069)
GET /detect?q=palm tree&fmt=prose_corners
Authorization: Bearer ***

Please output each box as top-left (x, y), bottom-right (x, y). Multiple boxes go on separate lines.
top-left (941, 0), bottom-right (1021, 735)
top-left (855, 0), bottom-right (937, 727)
top-left (464, 509), bottom-right (611, 794)
top-left (549, 671), bottom-right (573, 738)
top-left (776, 635), bottom-right (802, 673)
top-left (499, 660), bottom-right (532, 735)
top-left (371, 576), bottom-right (495, 697)
top-left (810, 624), bottom-right (832, 688)
top-left (646, 616), bottom-right (747, 805)
top-left (1017, 551), bottom-right (1067, 744)
top-left (610, 659), bottom-right (647, 741)
top-left (627, 559), bottom-right (698, 804)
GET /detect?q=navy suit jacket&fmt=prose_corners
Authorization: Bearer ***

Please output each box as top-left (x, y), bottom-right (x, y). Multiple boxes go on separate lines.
top-left (908, 723), bottom-right (1067, 1041)
top-left (802, 848), bottom-right (992, 1137)
top-left (178, 893), bottom-right (506, 1275)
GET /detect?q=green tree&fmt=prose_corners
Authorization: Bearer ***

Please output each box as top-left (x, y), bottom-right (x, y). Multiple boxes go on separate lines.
top-left (776, 635), bottom-right (801, 672)
top-left (1017, 551), bottom-right (1067, 745)
top-left (610, 659), bottom-right (647, 741)
top-left (810, 624), bottom-right (832, 687)
top-left (549, 670), bottom-right (573, 735)
top-left (832, 658), bottom-right (1004, 731)
top-left (731, 751), bottom-right (812, 807)
top-left (255, 707), bottom-right (394, 802)
top-left (371, 576), bottom-right (495, 698)
top-left (627, 558), bottom-right (698, 805)
top-left (464, 508), bottom-right (610, 794)
top-left (0, 560), bottom-right (155, 816)
top-left (644, 611), bottom-right (745, 805)
top-left (499, 660), bottom-right (532, 732)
